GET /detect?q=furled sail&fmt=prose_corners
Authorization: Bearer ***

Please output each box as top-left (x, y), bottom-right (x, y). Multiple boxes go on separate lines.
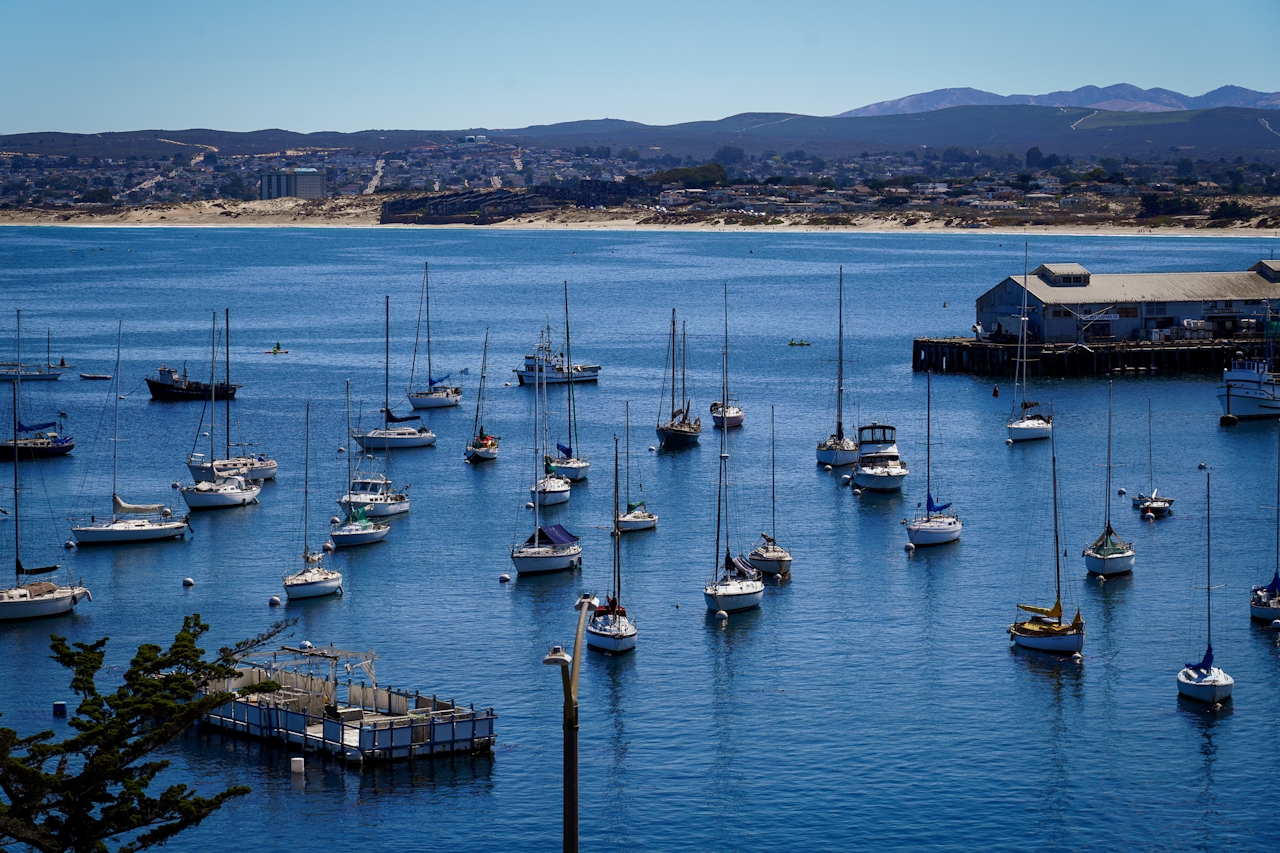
top-left (427, 373), bottom-right (451, 387)
top-left (1016, 599), bottom-right (1062, 618)
top-left (113, 494), bottom-right (165, 515)
top-left (18, 420), bottom-right (57, 432)
top-left (381, 408), bottom-right (421, 423)
top-left (927, 493), bottom-right (951, 513)
top-left (556, 443), bottom-right (573, 458)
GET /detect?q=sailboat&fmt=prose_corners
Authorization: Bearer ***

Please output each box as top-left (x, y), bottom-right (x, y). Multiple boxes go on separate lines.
top-left (1250, 426), bottom-right (1280, 621)
top-left (188, 308), bottom-right (277, 482)
top-left (73, 323), bottom-right (189, 544)
top-left (585, 437), bottom-right (638, 653)
top-left (1, 310), bottom-right (74, 461)
top-left (180, 312), bottom-right (261, 510)
top-left (1132, 398), bottom-right (1173, 517)
top-left (0, 324), bottom-right (66, 381)
top-left (616, 400), bottom-right (657, 531)
top-left (554, 282), bottom-right (590, 481)
top-left (816, 267), bottom-right (857, 466)
top-left (905, 372), bottom-right (962, 546)
top-left (0, 378), bottom-right (90, 620)
top-left (1083, 382), bottom-right (1135, 576)
top-left (1177, 470), bottom-right (1233, 704)
top-left (710, 282), bottom-right (744, 429)
top-left (656, 310), bottom-right (701, 449)
top-left (1008, 246), bottom-right (1052, 442)
top-left (1008, 429), bottom-right (1085, 653)
top-left (407, 262), bottom-right (462, 409)
top-left (749, 406), bottom-right (792, 574)
top-left (330, 379), bottom-right (391, 547)
top-left (511, 358), bottom-right (581, 575)
top-left (353, 295), bottom-right (436, 450)
top-left (703, 350), bottom-right (765, 613)
top-left (284, 403), bottom-right (343, 599)
top-left (530, 344), bottom-right (571, 506)
top-left (465, 328), bottom-right (500, 463)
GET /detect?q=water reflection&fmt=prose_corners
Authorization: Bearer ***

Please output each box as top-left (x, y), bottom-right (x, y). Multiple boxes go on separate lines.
top-left (1010, 647), bottom-right (1084, 844)
top-left (587, 650), bottom-right (636, 845)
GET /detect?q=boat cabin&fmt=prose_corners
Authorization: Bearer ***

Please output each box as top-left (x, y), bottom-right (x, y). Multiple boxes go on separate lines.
top-left (857, 423), bottom-right (898, 448)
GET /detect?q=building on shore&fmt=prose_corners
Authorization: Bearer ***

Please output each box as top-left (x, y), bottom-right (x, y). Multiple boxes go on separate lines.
top-left (261, 167), bottom-right (327, 200)
top-left (975, 260), bottom-right (1280, 344)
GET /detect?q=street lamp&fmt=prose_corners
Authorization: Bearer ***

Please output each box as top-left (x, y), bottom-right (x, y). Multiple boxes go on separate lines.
top-left (544, 593), bottom-right (598, 853)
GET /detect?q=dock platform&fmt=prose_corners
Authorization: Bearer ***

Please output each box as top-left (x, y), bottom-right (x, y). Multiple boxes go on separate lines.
top-left (912, 336), bottom-right (1266, 377)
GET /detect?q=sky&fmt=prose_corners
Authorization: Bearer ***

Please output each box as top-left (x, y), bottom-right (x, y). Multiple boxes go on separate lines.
top-left (2, 0), bottom-right (1278, 135)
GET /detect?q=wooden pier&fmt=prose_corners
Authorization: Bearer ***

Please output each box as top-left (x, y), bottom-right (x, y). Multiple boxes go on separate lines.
top-left (912, 336), bottom-right (1266, 377)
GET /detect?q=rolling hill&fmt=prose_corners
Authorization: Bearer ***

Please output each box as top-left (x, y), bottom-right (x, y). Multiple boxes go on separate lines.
top-left (838, 84), bottom-right (1280, 117)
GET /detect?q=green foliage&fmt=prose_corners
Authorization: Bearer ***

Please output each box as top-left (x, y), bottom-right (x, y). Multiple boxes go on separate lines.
top-left (236, 680), bottom-right (281, 696)
top-left (1210, 200), bottom-right (1258, 221)
top-left (645, 163), bottom-right (727, 189)
top-left (712, 146), bottom-right (745, 166)
top-left (1139, 194), bottom-right (1201, 217)
top-left (79, 187), bottom-right (114, 204)
top-left (0, 615), bottom-right (290, 853)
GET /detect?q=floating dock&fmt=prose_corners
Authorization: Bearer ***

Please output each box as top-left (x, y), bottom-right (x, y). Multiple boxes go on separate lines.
top-left (912, 336), bottom-right (1267, 377)
top-left (201, 646), bottom-right (496, 764)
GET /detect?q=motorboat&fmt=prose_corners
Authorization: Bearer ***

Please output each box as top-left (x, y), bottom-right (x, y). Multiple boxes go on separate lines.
top-left (465, 329), bottom-right (499, 462)
top-left (817, 267), bottom-right (858, 466)
top-left (336, 471), bottom-right (409, 518)
top-left (1083, 382), bottom-right (1135, 577)
top-left (1217, 354), bottom-right (1280, 420)
top-left (906, 372), bottom-right (961, 546)
top-left (1177, 472), bottom-right (1232, 704)
top-left (748, 407), bottom-right (792, 574)
top-left (407, 262), bottom-right (463, 409)
top-left (852, 423), bottom-right (909, 491)
top-left (146, 364), bottom-right (238, 401)
top-left (617, 401), bottom-right (657, 531)
top-left (586, 439), bottom-right (638, 654)
top-left (656, 310), bottom-right (701, 448)
top-left (284, 404), bottom-right (343, 600)
top-left (511, 524), bottom-right (582, 575)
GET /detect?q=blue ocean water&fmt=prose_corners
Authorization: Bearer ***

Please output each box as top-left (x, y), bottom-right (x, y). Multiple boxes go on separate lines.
top-left (2, 225), bottom-right (1280, 851)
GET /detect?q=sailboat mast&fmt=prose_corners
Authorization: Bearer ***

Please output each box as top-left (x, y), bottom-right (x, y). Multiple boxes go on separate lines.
top-left (669, 309), bottom-right (676, 420)
top-left (836, 267), bottom-right (845, 441)
top-left (926, 371), bottom-right (932, 507)
top-left (225, 307), bottom-right (231, 461)
top-left (564, 281), bottom-right (578, 455)
top-left (1206, 471), bottom-right (1213, 647)
top-left (533, 350), bottom-right (542, 543)
top-left (721, 348), bottom-right (730, 553)
top-left (12, 314), bottom-right (20, 582)
top-left (424, 263), bottom-right (433, 391)
top-left (345, 380), bottom-right (353, 522)
top-left (473, 328), bottom-right (489, 442)
top-left (1015, 243), bottom-right (1029, 413)
top-left (1275, 426), bottom-right (1279, 577)
top-left (1148, 397), bottom-right (1153, 495)
top-left (625, 400), bottom-right (632, 506)
top-left (1105, 381), bottom-right (1114, 529)
top-left (384, 295), bottom-right (390, 431)
top-left (209, 311), bottom-right (216, 464)
top-left (613, 436), bottom-right (621, 599)
top-left (1051, 432), bottom-right (1063, 622)
top-left (46, 329), bottom-right (50, 372)
top-left (770, 405), bottom-right (777, 539)
top-left (722, 281), bottom-right (729, 402)
top-left (112, 322), bottom-right (121, 506)
top-left (681, 321), bottom-right (689, 418)
top-left (304, 402), bottom-right (310, 556)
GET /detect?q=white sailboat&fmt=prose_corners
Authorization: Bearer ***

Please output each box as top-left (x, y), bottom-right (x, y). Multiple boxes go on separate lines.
top-left (330, 379), bottom-right (390, 547)
top-left (407, 262), bottom-right (462, 409)
top-left (181, 312), bottom-right (261, 511)
top-left (905, 372), bottom-right (962, 546)
top-left (1131, 398), bottom-right (1173, 518)
top-left (554, 282), bottom-right (590, 481)
top-left (656, 311), bottom-right (701, 449)
top-left (1250, 427), bottom-right (1280, 621)
top-left (187, 308), bottom-right (278, 482)
top-left (73, 323), bottom-right (189, 544)
top-left (353, 295), bottom-right (436, 450)
top-left (464, 328), bottom-right (499, 463)
top-left (1009, 430), bottom-right (1085, 654)
top-left (616, 400), bottom-right (657, 531)
top-left (1008, 246), bottom-right (1053, 442)
top-left (0, 349), bottom-right (91, 620)
top-left (511, 367), bottom-right (581, 575)
top-left (704, 350), bottom-right (765, 613)
top-left (817, 267), bottom-right (858, 466)
top-left (531, 346), bottom-right (571, 506)
top-left (585, 438), bottom-right (638, 653)
top-left (284, 403), bottom-right (343, 599)
top-left (749, 406), bottom-right (792, 574)
top-left (1083, 382), bottom-right (1135, 577)
top-left (1177, 470), bottom-right (1233, 704)
top-left (852, 422), bottom-right (909, 491)
top-left (711, 281), bottom-right (744, 429)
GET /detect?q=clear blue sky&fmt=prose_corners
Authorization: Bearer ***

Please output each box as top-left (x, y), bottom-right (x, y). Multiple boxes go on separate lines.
top-left (3, 0), bottom-right (1277, 134)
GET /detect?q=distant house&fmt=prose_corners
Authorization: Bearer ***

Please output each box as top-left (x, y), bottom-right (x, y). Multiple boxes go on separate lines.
top-left (261, 167), bottom-right (326, 200)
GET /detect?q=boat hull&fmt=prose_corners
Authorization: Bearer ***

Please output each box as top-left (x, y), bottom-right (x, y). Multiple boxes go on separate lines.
top-left (1009, 626), bottom-right (1085, 654)
top-left (188, 458), bottom-right (278, 482)
top-left (181, 482), bottom-right (261, 509)
top-left (853, 468), bottom-right (907, 491)
top-left (747, 549), bottom-right (792, 575)
top-left (336, 496), bottom-right (409, 517)
top-left (816, 443), bottom-right (858, 467)
top-left (72, 519), bottom-right (187, 544)
top-left (1217, 387), bottom-right (1280, 419)
top-left (510, 545), bottom-right (582, 575)
top-left (408, 389), bottom-right (462, 409)
top-left (1008, 419), bottom-right (1052, 442)
top-left (0, 586), bottom-right (89, 620)
top-left (585, 625), bottom-right (637, 653)
top-left (1177, 667), bottom-right (1234, 703)
top-left (284, 576), bottom-right (343, 599)
top-left (329, 524), bottom-right (390, 547)
top-left (1249, 598), bottom-right (1280, 621)
top-left (703, 581), bottom-right (764, 612)
top-left (0, 439), bottom-right (75, 460)
top-left (555, 458), bottom-right (590, 481)
top-left (656, 424), bottom-right (700, 449)
top-left (465, 445), bottom-right (499, 462)
top-left (145, 378), bottom-right (238, 401)
top-left (353, 429), bottom-right (436, 449)
top-left (906, 516), bottom-right (963, 546)
top-left (514, 366), bottom-right (600, 385)
top-left (1084, 549), bottom-right (1135, 577)
top-left (711, 405), bottom-right (744, 429)
top-left (532, 481), bottom-right (571, 505)
top-left (617, 512), bottom-right (657, 532)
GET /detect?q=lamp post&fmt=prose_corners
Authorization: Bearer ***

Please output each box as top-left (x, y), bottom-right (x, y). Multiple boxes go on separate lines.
top-left (544, 593), bottom-right (597, 853)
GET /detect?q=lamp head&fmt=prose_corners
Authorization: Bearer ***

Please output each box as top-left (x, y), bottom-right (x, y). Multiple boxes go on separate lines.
top-left (575, 593), bottom-right (599, 613)
top-left (543, 645), bottom-right (571, 668)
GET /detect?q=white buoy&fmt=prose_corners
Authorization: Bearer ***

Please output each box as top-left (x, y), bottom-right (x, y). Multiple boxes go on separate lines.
top-left (269, 595), bottom-right (281, 607)
top-left (716, 610), bottom-right (728, 620)
top-left (1198, 462), bottom-right (1207, 469)
top-left (824, 465), bottom-right (832, 472)
top-left (852, 488), bottom-right (862, 496)
top-left (1006, 438), bottom-right (1014, 446)
top-left (1144, 512), bottom-right (1155, 521)
top-left (291, 756), bottom-right (304, 774)
top-left (841, 474), bottom-right (852, 485)
top-left (1272, 619), bottom-right (1280, 630)
top-left (182, 577), bottom-right (194, 587)
top-left (525, 501), bottom-right (535, 509)
top-left (323, 540), bottom-right (334, 552)
top-left (648, 446), bottom-right (657, 452)
top-left (1118, 488), bottom-right (1127, 496)
top-left (64, 540), bottom-right (75, 549)
top-left (1071, 652), bottom-right (1083, 663)
top-left (202, 431), bottom-right (210, 437)
top-left (905, 542), bottom-right (915, 552)
top-left (499, 573), bottom-right (510, 583)
top-left (337, 446), bottom-right (346, 453)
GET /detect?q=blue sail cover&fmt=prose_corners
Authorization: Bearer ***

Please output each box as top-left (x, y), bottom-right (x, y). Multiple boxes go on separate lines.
top-left (381, 408), bottom-right (420, 423)
top-left (1187, 643), bottom-right (1214, 672)
top-left (428, 373), bottom-right (451, 387)
top-left (523, 524), bottom-right (579, 547)
top-left (927, 493), bottom-right (951, 513)
top-left (1266, 571), bottom-right (1280, 595)
top-left (557, 443), bottom-right (573, 458)
top-left (18, 420), bottom-right (56, 432)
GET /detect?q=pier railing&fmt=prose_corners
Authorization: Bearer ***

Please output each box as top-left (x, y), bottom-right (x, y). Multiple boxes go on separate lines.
top-left (913, 336), bottom-right (1267, 377)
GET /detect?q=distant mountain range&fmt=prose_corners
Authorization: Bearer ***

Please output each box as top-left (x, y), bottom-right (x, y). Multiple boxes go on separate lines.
top-left (838, 84), bottom-right (1280, 117)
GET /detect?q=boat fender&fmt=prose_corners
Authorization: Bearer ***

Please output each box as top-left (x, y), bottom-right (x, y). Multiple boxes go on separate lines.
top-left (323, 541), bottom-right (334, 552)
top-left (338, 446), bottom-right (346, 453)
top-left (525, 501), bottom-right (535, 509)
top-left (84, 590), bottom-right (92, 603)
top-left (841, 475), bottom-right (851, 485)
top-left (649, 446), bottom-right (657, 452)
top-left (1198, 462), bottom-right (1207, 470)
top-left (162, 507), bottom-right (172, 517)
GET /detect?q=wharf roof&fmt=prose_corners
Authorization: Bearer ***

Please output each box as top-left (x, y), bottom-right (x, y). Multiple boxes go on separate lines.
top-left (1007, 268), bottom-right (1280, 305)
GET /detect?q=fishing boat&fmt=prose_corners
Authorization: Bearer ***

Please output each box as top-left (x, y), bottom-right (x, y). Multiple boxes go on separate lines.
top-left (1, 311), bottom-right (74, 461)
top-left (464, 328), bottom-right (499, 463)
top-left (749, 406), bottom-right (792, 574)
top-left (0, 379), bottom-right (90, 621)
top-left (330, 380), bottom-right (390, 547)
top-left (73, 323), bottom-right (189, 544)
top-left (336, 467), bottom-right (409, 518)
top-left (1007, 246), bottom-right (1052, 442)
top-left (1009, 430), bottom-right (1085, 654)
top-left (656, 310), bottom-right (701, 449)
top-left (187, 308), bottom-right (277, 482)
top-left (816, 267), bottom-right (858, 467)
top-left (353, 296), bottom-right (436, 450)
top-left (1177, 470), bottom-right (1233, 704)
top-left (1250, 427), bottom-right (1280, 622)
top-left (284, 403), bottom-right (343, 600)
top-left (905, 372), bottom-right (962, 546)
top-left (407, 262), bottom-right (462, 409)
top-left (180, 312), bottom-right (261, 511)
top-left (586, 438), bottom-right (638, 653)
top-left (1083, 382), bottom-right (1135, 577)
top-left (1217, 354), bottom-right (1280, 420)
top-left (530, 349), bottom-right (571, 506)
top-left (710, 282), bottom-right (744, 429)
top-left (1131, 398), bottom-right (1173, 517)
top-left (617, 400), bottom-right (657, 531)
top-left (146, 363), bottom-right (239, 401)
top-left (554, 283), bottom-right (590, 480)
top-left (512, 315), bottom-right (601, 386)
top-left (852, 423), bottom-right (909, 491)
top-left (704, 350), bottom-right (765, 612)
